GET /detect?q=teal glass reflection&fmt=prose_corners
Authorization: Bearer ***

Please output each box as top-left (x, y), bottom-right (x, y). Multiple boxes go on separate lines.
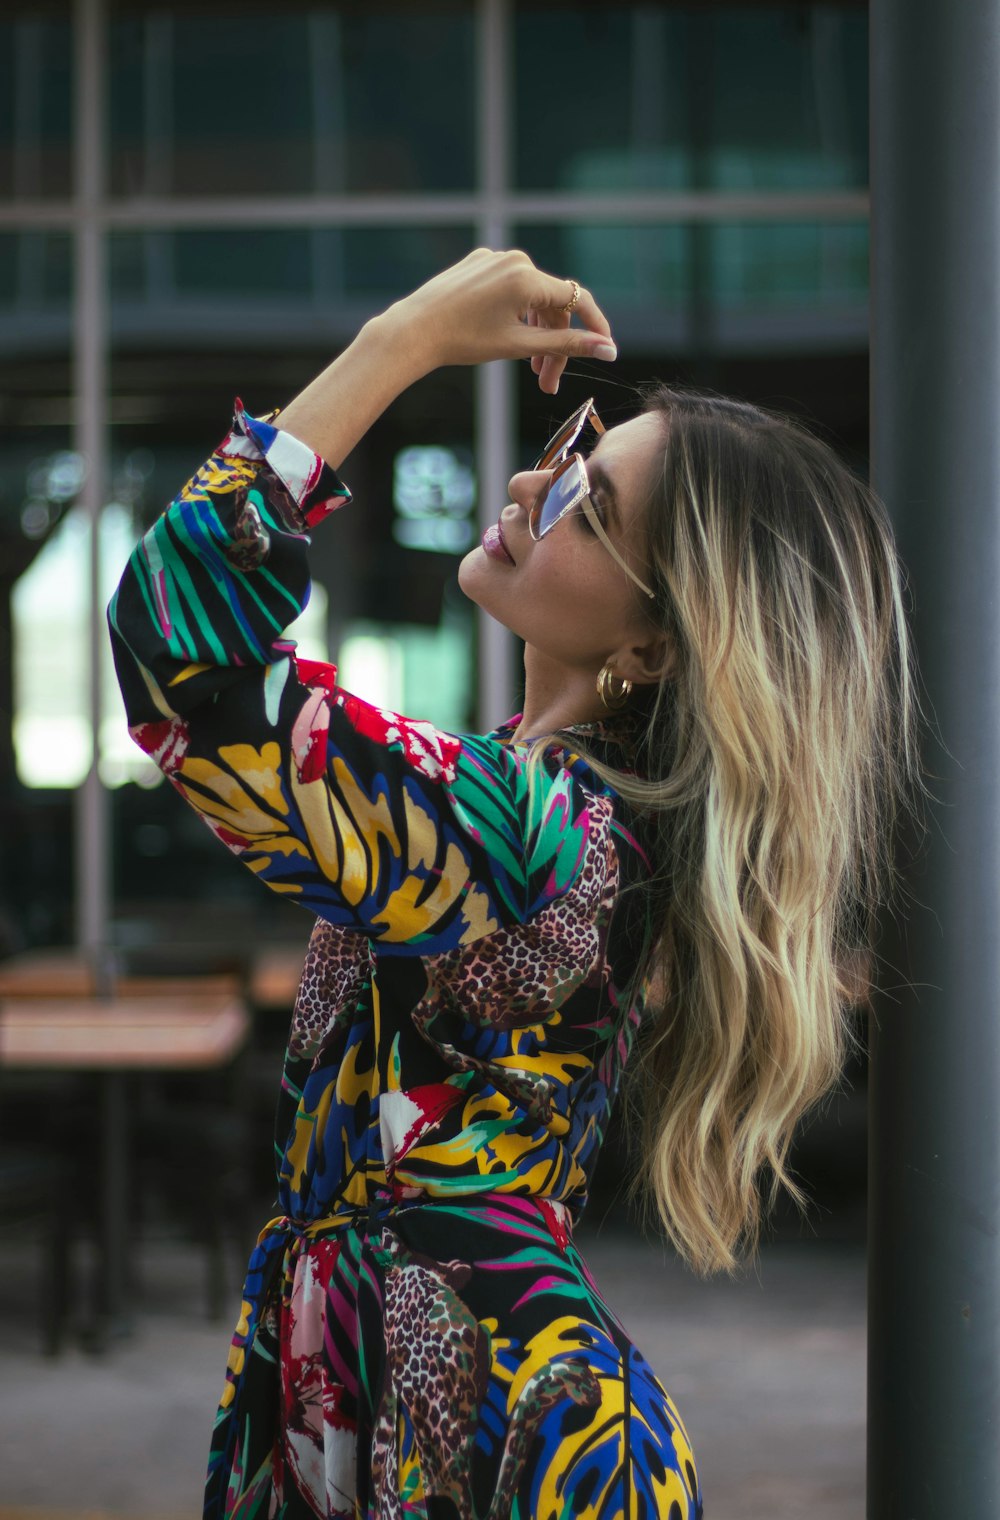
top-left (711, 222), bottom-right (869, 310)
top-left (0, 232), bottom-right (73, 353)
top-left (108, 226), bottom-right (475, 343)
top-left (109, 7), bottom-right (475, 197)
top-left (0, 10), bottom-right (73, 200)
top-left (515, 222), bottom-right (869, 353)
top-left (514, 4), bottom-right (868, 193)
top-left (172, 231), bottom-right (312, 298)
top-left (336, 227), bottom-right (478, 302)
top-left (515, 224), bottom-right (691, 307)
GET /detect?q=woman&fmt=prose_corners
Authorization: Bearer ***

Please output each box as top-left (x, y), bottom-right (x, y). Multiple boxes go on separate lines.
top-left (109, 249), bottom-right (920, 1519)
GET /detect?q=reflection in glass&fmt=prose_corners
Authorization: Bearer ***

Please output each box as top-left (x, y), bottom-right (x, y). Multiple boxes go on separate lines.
top-left (515, 221), bottom-right (868, 353)
top-left (0, 232), bottom-right (73, 356)
top-left (12, 504), bottom-right (128, 790)
top-left (108, 226), bottom-right (475, 345)
top-left (109, 7), bottom-right (475, 198)
top-left (339, 619), bottom-right (472, 732)
top-left (392, 445), bottom-right (477, 554)
top-left (0, 10), bottom-right (73, 201)
top-left (515, 4), bottom-right (868, 194)
top-left (11, 497), bottom-right (329, 791)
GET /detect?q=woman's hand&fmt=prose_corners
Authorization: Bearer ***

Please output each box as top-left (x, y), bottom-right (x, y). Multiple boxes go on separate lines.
top-left (277, 249), bottom-right (615, 466)
top-left (378, 247), bottom-right (617, 395)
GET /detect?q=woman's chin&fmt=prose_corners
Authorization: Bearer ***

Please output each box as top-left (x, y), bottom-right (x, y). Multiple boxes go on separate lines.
top-left (457, 547), bottom-right (493, 605)
top-left (457, 554), bottom-right (518, 631)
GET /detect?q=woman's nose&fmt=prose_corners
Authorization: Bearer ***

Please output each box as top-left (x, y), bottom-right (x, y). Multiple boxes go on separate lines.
top-left (507, 467), bottom-right (549, 506)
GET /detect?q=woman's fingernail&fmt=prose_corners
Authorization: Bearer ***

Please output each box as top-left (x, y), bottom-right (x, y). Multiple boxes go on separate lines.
top-left (592, 342), bottom-right (618, 361)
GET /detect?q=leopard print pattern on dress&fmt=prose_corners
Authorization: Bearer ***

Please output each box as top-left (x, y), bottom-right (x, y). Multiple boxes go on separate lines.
top-left (370, 1230), bottom-right (601, 1520)
top-left (289, 918), bottom-right (372, 1060)
top-left (409, 797), bottom-right (620, 1124)
top-left (371, 1234), bottom-right (487, 1516)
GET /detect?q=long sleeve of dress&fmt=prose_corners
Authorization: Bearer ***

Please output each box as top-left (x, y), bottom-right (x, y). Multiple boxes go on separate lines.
top-left (107, 402), bottom-right (604, 956)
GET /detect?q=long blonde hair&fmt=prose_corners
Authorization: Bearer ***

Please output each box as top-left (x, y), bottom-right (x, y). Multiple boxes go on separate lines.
top-left (554, 385), bottom-right (925, 1275)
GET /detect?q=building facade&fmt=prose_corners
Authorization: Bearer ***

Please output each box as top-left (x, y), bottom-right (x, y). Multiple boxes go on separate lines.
top-left (0, 0), bottom-right (869, 951)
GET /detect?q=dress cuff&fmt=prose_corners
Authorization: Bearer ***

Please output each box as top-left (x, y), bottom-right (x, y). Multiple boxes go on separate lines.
top-left (220, 397), bottom-right (353, 529)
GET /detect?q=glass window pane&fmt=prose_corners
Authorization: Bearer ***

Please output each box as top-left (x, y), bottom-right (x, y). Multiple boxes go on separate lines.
top-left (0, 221), bottom-right (76, 850)
top-left (0, 9), bottom-right (73, 201)
top-left (109, 5), bottom-right (475, 197)
top-left (514, 4), bottom-right (868, 193)
top-left (339, 619), bottom-right (472, 732)
top-left (0, 231), bottom-right (73, 362)
top-left (1, 361), bottom-right (77, 938)
top-left (515, 221), bottom-right (869, 354)
top-left (13, 504), bottom-right (140, 790)
top-left (109, 226), bottom-right (475, 346)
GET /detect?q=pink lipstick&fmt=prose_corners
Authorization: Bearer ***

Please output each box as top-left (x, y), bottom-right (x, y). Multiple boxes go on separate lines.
top-left (482, 522), bottom-right (515, 565)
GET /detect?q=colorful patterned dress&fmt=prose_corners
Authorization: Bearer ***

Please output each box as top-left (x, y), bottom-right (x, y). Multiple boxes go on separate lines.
top-left (108, 402), bottom-right (703, 1520)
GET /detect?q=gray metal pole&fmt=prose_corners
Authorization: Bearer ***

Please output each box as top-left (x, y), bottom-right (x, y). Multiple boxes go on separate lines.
top-left (868, 2), bottom-right (1000, 1514)
top-left (474, 0), bottom-right (516, 730)
top-left (72, 0), bottom-right (111, 976)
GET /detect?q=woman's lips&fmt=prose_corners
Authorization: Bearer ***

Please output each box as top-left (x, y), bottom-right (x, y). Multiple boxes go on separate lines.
top-left (482, 521), bottom-right (515, 565)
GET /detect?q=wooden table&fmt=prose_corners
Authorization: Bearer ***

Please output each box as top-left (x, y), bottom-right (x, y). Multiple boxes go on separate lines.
top-left (0, 994), bottom-right (248, 1067)
top-left (0, 945), bottom-right (300, 1005)
top-left (0, 950), bottom-right (242, 1001)
top-left (0, 991), bottom-right (250, 1344)
top-left (248, 945), bottom-right (306, 1009)
top-left (0, 949), bottom-right (102, 998)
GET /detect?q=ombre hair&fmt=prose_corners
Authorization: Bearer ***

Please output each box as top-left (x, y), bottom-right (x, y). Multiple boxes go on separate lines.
top-left (548, 385), bottom-right (925, 1276)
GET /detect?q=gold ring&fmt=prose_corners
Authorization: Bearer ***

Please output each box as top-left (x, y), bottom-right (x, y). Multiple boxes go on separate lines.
top-left (562, 279), bottom-right (581, 315)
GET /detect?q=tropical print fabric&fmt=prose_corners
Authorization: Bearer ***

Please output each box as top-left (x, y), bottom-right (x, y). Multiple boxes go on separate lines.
top-left (108, 402), bottom-right (703, 1520)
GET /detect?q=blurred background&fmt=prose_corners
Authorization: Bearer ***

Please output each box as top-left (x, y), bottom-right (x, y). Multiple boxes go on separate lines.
top-left (0, 2), bottom-right (871, 1516)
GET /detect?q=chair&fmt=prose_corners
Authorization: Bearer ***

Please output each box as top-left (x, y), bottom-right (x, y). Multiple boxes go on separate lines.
top-left (114, 945), bottom-right (260, 1319)
top-left (0, 1137), bottom-right (75, 1355)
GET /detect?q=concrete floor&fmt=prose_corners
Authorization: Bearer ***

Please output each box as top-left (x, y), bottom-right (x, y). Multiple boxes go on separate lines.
top-left (0, 1220), bottom-right (865, 1520)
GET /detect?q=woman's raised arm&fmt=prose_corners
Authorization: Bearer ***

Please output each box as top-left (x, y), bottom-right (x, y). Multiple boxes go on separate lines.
top-left (277, 248), bottom-right (617, 466)
top-left (106, 251), bottom-right (620, 952)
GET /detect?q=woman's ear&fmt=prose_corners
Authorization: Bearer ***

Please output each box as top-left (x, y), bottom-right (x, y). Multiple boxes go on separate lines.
top-left (616, 631), bottom-right (676, 687)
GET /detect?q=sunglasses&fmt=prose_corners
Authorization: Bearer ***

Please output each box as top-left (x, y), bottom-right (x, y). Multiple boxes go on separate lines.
top-left (528, 398), bottom-right (656, 600)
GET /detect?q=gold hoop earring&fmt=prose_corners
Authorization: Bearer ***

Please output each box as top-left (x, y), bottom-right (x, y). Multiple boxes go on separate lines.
top-left (597, 664), bottom-right (633, 711)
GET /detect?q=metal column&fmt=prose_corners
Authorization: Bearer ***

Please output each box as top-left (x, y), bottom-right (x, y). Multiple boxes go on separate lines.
top-left (474, 0), bottom-right (517, 730)
top-left (868, 2), bottom-right (1000, 1514)
top-left (72, 0), bottom-right (111, 974)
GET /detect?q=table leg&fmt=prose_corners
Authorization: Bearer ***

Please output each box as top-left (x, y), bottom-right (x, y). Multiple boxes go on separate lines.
top-left (86, 1070), bottom-right (132, 1347)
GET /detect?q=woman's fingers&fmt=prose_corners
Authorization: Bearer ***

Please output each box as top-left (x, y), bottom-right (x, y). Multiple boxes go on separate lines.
top-left (518, 270), bottom-right (616, 391)
top-left (516, 313), bottom-right (618, 383)
top-left (525, 273), bottom-right (612, 340)
top-left (533, 321), bottom-right (617, 360)
top-left (538, 355), bottom-right (563, 394)
top-left (524, 304), bottom-right (567, 393)
top-left (525, 309), bottom-right (544, 376)
top-left (383, 248), bottom-right (615, 377)
top-left (517, 274), bottom-right (615, 392)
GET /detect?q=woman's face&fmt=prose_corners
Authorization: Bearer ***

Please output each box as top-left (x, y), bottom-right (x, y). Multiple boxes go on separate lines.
top-left (458, 411), bottom-right (666, 681)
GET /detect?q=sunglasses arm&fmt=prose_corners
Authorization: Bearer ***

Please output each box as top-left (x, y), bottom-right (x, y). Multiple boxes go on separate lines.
top-left (579, 494), bottom-right (656, 599)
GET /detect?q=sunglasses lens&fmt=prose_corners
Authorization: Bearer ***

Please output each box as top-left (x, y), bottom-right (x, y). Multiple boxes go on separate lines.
top-left (534, 400), bottom-right (592, 470)
top-left (531, 457), bottom-right (585, 537)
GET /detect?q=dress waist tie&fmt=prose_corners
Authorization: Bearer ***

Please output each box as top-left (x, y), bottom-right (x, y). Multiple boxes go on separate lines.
top-left (208, 1189), bottom-right (575, 1514)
